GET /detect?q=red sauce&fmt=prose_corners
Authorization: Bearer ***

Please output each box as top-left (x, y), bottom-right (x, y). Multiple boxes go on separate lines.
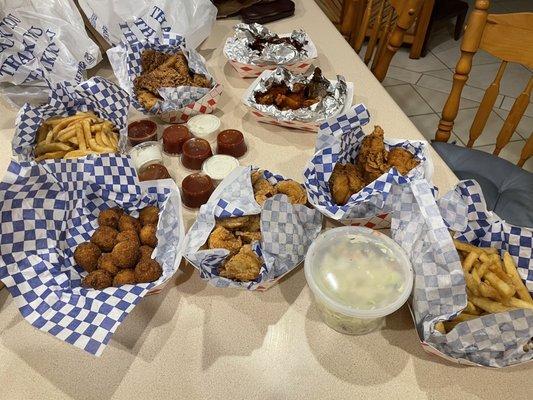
top-left (163, 125), bottom-right (192, 155)
top-left (138, 163), bottom-right (171, 181)
top-left (217, 129), bottom-right (247, 158)
top-left (181, 173), bottom-right (214, 208)
top-left (128, 120), bottom-right (158, 146)
top-left (181, 138), bottom-right (213, 170)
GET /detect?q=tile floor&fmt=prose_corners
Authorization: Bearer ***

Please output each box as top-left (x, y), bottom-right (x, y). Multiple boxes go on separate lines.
top-left (354, 0), bottom-right (533, 172)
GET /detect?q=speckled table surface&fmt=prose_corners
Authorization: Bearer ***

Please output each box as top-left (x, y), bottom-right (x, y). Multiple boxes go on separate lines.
top-left (0, 1), bottom-right (530, 399)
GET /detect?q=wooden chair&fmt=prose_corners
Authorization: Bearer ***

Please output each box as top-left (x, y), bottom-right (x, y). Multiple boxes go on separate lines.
top-left (435, 0), bottom-right (533, 168)
top-left (352, 0), bottom-right (424, 81)
top-left (317, 0), bottom-right (362, 41)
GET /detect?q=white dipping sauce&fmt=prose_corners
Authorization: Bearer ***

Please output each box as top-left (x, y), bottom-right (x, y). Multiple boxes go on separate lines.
top-left (202, 155), bottom-right (239, 184)
top-left (187, 114), bottom-right (220, 143)
top-left (128, 141), bottom-right (163, 171)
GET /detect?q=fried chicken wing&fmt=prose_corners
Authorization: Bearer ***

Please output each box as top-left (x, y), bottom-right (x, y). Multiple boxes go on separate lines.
top-left (208, 226), bottom-right (242, 255)
top-left (220, 245), bottom-right (262, 281)
top-left (387, 147), bottom-right (420, 176)
top-left (275, 180), bottom-right (307, 204)
top-left (356, 125), bottom-right (389, 182)
top-left (141, 49), bottom-right (171, 73)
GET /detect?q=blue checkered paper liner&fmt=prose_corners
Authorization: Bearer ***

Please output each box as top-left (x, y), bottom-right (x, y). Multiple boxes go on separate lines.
top-left (304, 103), bottom-right (433, 222)
top-left (391, 178), bottom-right (532, 367)
top-left (12, 77), bottom-right (130, 162)
top-left (183, 166), bottom-right (322, 290)
top-left (107, 27), bottom-right (217, 115)
top-left (0, 155), bottom-right (185, 356)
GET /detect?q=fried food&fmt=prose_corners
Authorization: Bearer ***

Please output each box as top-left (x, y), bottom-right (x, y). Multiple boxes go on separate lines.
top-left (236, 231), bottom-right (262, 244)
top-left (139, 224), bottom-right (158, 247)
top-left (220, 245), bottom-right (262, 282)
top-left (116, 229), bottom-right (140, 244)
top-left (98, 208), bottom-right (121, 229)
top-left (387, 147), bottom-right (420, 176)
top-left (83, 270), bottom-right (113, 290)
top-left (275, 180), bottom-right (307, 205)
top-left (133, 50), bottom-right (212, 111)
top-left (98, 253), bottom-right (119, 276)
top-left (208, 226), bottom-right (242, 255)
top-left (249, 34), bottom-right (306, 53)
top-left (254, 67), bottom-right (324, 111)
top-left (242, 214), bottom-right (260, 232)
top-left (118, 214), bottom-right (141, 233)
top-left (135, 259), bottom-right (163, 283)
top-left (329, 163), bottom-right (365, 205)
top-left (111, 240), bottom-right (140, 269)
top-left (251, 170), bottom-right (263, 185)
top-left (139, 245), bottom-right (154, 261)
top-left (74, 242), bottom-right (101, 273)
top-left (357, 125), bottom-right (389, 183)
top-left (253, 178), bottom-right (278, 206)
top-left (113, 269), bottom-right (137, 286)
top-left (328, 125), bottom-right (420, 205)
top-left (35, 111), bottom-right (119, 161)
top-left (90, 226), bottom-right (118, 252)
top-left (216, 216), bottom-right (251, 230)
top-left (139, 205), bottom-right (159, 226)
top-left (434, 242), bottom-right (533, 334)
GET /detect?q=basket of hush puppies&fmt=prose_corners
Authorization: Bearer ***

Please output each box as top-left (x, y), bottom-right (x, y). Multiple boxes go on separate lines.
top-left (183, 166), bottom-right (323, 290)
top-left (0, 155), bottom-right (184, 355)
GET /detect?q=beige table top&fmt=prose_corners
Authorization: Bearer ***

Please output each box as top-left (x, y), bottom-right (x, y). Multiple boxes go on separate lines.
top-left (0, 1), bottom-right (530, 399)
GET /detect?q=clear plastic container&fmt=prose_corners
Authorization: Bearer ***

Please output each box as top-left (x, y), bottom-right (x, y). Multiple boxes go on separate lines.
top-left (304, 226), bottom-right (413, 335)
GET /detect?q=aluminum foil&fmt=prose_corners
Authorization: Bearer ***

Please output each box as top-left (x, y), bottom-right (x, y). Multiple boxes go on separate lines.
top-left (246, 66), bottom-right (348, 123)
top-left (224, 23), bottom-right (311, 65)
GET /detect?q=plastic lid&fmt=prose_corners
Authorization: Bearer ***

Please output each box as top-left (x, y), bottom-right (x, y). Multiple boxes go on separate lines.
top-left (304, 226), bottom-right (413, 319)
top-left (202, 154), bottom-right (239, 181)
top-left (128, 141), bottom-right (163, 171)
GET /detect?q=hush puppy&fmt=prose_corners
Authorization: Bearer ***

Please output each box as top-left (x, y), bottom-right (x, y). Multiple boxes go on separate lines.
top-left (74, 242), bottom-right (101, 273)
top-left (83, 270), bottom-right (113, 290)
top-left (139, 205), bottom-right (159, 226)
top-left (139, 245), bottom-right (154, 261)
top-left (139, 224), bottom-right (158, 247)
top-left (91, 226), bottom-right (118, 252)
top-left (111, 240), bottom-right (140, 268)
top-left (135, 259), bottom-right (163, 283)
top-left (98, 253), bottom-right (119, 276)
top-left (113, 269), bottom-right (137, 286)
top-left (118, 214), bottom-right (141, 232)
top-left (97, 208), bottom-right (121, 229)
top-left (116, 229), bottom-right (140, 244)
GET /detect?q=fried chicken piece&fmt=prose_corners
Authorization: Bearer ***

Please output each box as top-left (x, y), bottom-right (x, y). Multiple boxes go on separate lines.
top-left (387, 147), bottom-right (420, 176)
top-left (329, 163), bottom-right (365, 205)
top-left (141, 49), bottom-right (172, 73)
top-left (135, 89), bottom-right (160, 110)
top-left (220, 245), bottom-right (262, 281)
top-left (134, 66), bottom-right (191, 93)
top-left (242, 215), bottom-right (260, 232)
top-left (216, 216), bottom-right (251, 230)
top-left (192, 73), bottom-right (211, 88)
top-left (251, 171), bottom-right (263, 185)
top-left (253, 178), bottom-right (278, 206)
top-left (208, 226), bottom-right (242, 255)
top-left (356, 125), bottom-right (389, 183)
top-left (236, 231), bottom-right (262, 244)
top-left (235, 215), bottom-right (261, 243)
top-left (275, 180), bottom-right (307, 205)
top-left (139, 224), bottom-right (158, 247)
top-left (255, 84), bottom-right (288, 105)
top-left (139, 205), bottom-right (159, 226)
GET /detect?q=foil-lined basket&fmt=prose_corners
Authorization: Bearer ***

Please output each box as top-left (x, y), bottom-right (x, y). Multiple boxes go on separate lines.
top-left (224, 23), bottom-right (318, 78)
top-left (183, 166), bottom-right (323, 291)
top-left (108, 30), bottom-right (223, 123)
top-left (242, 66), bottom-right (353, 132)
top-left (304, 104), bottom-right (433, 228)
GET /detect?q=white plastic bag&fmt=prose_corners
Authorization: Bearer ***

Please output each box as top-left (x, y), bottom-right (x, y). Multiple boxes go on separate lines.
top-left (77, 0), bottom-right (217, 49)
top-left (0, 0), bottom-right (101, 106)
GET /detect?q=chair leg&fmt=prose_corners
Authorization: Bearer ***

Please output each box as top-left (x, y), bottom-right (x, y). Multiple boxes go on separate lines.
top-left (454, 10), bottom-right (467, 40)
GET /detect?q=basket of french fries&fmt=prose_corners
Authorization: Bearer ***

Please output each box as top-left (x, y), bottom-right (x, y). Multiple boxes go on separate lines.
top-left (13, 77), bottom-right (130, 162)
top-left (391, 179), bottom-right (533, 367)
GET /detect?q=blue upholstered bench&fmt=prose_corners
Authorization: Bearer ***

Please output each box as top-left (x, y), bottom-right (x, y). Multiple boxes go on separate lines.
top-left (432, 142), bottom-right (533, 228)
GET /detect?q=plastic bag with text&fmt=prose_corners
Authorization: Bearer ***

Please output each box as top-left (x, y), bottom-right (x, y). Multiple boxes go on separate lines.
top-left (77, 0), bottom-right (217, 49)
top-left (0, 0), bottom-right (101, 107)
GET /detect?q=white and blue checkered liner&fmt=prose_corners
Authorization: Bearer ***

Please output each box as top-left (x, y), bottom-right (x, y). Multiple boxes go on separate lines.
top-left (0, 155), bottom-right (185, 356)
top-left (183, 166), bottom-right (322, 290)
top-left (392, 178), bottom-right (532, 367)
top-left (108, 25), bottom-right (216, 115)
top-left (12, 77), bottom-right (130, 162)
top-left (304, 103), bottom-right (432, 222)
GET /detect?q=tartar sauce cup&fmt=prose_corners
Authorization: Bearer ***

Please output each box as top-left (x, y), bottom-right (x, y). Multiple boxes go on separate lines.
top-left (304, 226), bottom-right (413, 335)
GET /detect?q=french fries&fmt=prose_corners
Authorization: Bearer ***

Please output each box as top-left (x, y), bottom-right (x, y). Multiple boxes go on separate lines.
top-left (34, 111), bottom-right (120, 161)
top-left (436, 241), bottom-right (533, 334)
